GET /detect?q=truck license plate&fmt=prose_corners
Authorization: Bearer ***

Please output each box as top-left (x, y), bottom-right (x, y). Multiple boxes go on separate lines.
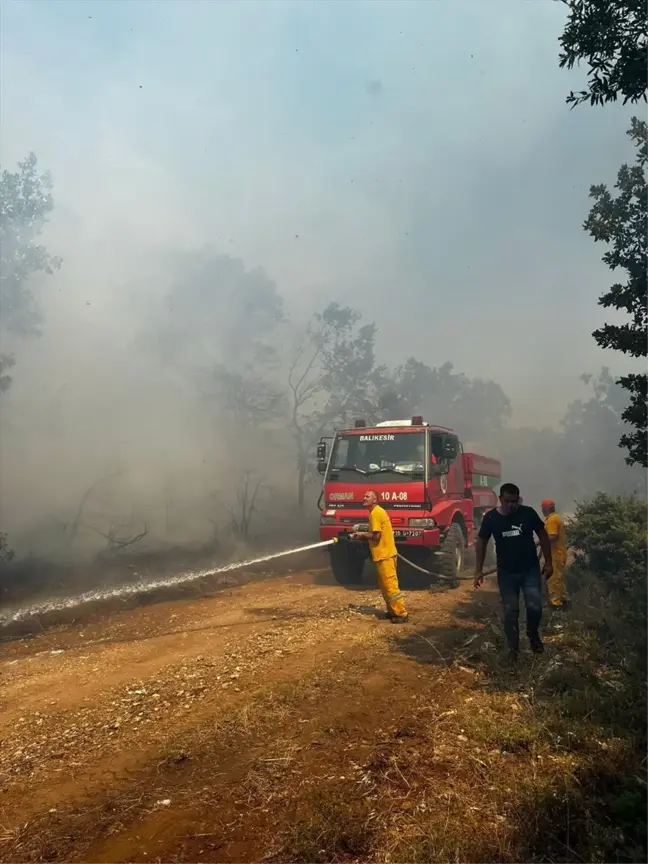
top-left (395, 530), bottom-right (422, 539)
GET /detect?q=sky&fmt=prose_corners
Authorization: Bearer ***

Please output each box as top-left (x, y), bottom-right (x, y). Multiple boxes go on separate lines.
top-left (0, 0), bottom-right (638, 433)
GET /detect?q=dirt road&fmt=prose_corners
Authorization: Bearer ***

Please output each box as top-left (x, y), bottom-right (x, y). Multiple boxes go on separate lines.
top-left (0, 564), bottom-right (529, 863)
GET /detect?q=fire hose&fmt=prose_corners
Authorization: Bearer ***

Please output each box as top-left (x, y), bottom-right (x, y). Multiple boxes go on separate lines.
top-left (396, 538), bottom-right (541, 583)
top-left (337, 528), bottom-right (498, 583)
top-left (396, 551), bottom-right (497, 582)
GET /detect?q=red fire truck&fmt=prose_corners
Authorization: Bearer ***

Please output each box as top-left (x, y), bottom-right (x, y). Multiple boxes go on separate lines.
top-left (317, 417), bottom-right (501, 586)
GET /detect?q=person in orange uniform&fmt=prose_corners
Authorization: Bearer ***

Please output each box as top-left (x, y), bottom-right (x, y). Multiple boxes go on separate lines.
top-left (351, 490), bottom-right (409, 623)
top-left (541, 499), bottom-right (568, 609)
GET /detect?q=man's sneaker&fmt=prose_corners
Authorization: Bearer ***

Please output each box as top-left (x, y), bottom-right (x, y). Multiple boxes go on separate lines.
top-left (529, 634), bottom-right (544, 654)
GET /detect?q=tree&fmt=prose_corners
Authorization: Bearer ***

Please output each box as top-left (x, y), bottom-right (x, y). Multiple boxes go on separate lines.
top-left (377, 359), bottom-right (511, 440)
top-left (488, 368), bottom-right (643, 508)
top-left (225, 471), bottom-right (269, 542)
top-left (202, 359), bottom-right (285, 427)
top-left (287, 303), bottom-right (380, 511)
top-left (584, 118), bottom-right (647, 466)
top-left (145, 249), bottom-right (286, 432)
top-left (558, 0), bottom-right (647, 107)
top-left (484, 424), bottom-right (565, 506)
top-left (0, 531), bottom-right (14, 563)
top-left (149, 249), bottom-right (284, 371)
top-left (0, 354), bottom-right (15, 393)
top-left (0, 152), bottom-right (61, 391)
top-left (561, 368), bottom-right (644, 495)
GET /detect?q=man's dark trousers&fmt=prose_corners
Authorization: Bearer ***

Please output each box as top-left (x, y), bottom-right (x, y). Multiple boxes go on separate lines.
top-left (496, 566), bottom-right (543, 651)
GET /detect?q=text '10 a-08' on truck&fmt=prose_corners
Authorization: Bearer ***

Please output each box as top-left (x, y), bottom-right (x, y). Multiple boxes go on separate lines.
top-left (317, 417), bottom-right (500, 587)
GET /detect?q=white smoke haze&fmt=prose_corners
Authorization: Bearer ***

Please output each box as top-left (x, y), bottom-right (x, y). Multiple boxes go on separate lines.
top-left (0, 0), bottom-right (643, 563)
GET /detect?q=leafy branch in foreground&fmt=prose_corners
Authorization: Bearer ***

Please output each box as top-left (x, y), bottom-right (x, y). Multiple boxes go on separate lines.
top-left (584, 118), bottom-right (647, 466)
top-left (558, 0), bottom-right (647, 107)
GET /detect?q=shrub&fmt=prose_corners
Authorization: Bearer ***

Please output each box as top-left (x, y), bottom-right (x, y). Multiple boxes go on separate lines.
top-left (567, 494), bottom-right (647, 671)
top-left (568, 492), bottom-right (647, 589)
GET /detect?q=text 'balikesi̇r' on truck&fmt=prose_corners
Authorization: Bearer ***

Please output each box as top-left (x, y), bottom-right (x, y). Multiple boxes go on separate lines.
top-left (316, 417), bottom-right (501, 587)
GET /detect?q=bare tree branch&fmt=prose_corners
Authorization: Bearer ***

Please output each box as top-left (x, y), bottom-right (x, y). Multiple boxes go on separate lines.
top-left (86, 520), bottom-right (149, 554)
top-left (65, 470), bottom-right (122, 549)
top-left (225, 471), bottom-right (268, 542)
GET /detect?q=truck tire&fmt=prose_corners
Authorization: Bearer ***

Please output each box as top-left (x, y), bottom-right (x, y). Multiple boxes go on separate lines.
top-left (466, 538), bottom-right (496, 569)
top-left (439, 523), bottom-right (465, 588)
top-left (329, 543), bottom-right (365, 586)
top-left (397, 548), bottom-right (434, 589)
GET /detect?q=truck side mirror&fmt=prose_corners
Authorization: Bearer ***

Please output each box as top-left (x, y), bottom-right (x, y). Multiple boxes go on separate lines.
top-left (317, 460), bottom-right (327, 475)
top-left (443, 437), bottom-right (458, 461)
top-left (316, 442), bottom-right (326, 461)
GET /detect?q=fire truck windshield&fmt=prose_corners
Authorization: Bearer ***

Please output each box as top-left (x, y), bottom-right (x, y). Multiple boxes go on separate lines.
top-left (328, 431), bottom-right (426, 483)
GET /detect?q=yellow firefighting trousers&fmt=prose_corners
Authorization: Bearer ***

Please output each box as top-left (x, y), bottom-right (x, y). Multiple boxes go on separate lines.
top-left (547, 557), bottom-right (568, 607)
top-left (375, 556), bottom-right (408, 619)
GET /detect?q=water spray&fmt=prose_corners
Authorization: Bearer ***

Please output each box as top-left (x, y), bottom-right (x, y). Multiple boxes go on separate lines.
top-left (0, 538), bottom-right (338, 627)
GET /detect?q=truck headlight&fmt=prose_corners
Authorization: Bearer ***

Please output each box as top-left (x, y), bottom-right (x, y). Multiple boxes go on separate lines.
top-left (320, 516), bottom-right (336, 525)
top-left (408, 517), bottom-right (436, 528)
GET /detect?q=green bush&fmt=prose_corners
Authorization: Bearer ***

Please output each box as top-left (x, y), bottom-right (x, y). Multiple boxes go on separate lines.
top-left (568, 493), bottom-right (647, 590)
top-left (567, 494), bottom-right (646, 675)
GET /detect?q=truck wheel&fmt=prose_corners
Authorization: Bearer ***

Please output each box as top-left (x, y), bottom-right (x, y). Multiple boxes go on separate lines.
top-left (397, 548), bottom-right (433, 589)
top-left (466, 539), bottom-right (495, 569)
top-left (439, 523), bottom-right (465, 588)
top-left (329, 543), bottom-right (365, 586)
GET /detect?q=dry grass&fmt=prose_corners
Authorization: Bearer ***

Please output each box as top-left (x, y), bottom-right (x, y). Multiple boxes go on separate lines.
top-left (274, 570), bottom-right (646, 864)
top-left (280, 786), bottom-right (376, 863)
top-left (3, 508), bottom-right (645, 864)
top-left (0, 648), bottom-right (372, 863)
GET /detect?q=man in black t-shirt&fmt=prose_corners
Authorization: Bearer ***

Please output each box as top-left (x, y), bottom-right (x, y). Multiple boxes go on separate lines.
top-left (474, 482), bottom-right (553, 660)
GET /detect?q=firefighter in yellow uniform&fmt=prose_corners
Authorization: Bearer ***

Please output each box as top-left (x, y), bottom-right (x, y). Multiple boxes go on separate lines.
top-left (541, 499), bottom-right (568, 608)
top-left (352, 490), bottom-right (409, 623)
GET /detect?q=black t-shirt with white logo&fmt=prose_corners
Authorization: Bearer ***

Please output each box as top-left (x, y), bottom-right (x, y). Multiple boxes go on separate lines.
top-left (478, 505), bottom-right (544, 573)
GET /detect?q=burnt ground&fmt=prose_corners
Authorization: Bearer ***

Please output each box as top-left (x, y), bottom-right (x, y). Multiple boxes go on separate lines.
top-left (0, 560), bottom-right (644, 863)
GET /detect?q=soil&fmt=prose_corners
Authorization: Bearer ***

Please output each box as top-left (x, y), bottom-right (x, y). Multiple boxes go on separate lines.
top-left (0, 561), bottom-right (500, 863)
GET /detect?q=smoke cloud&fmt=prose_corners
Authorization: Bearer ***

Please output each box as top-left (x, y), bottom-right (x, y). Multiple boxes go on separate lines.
top-left (0, 0), bottom-right (641, 559)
